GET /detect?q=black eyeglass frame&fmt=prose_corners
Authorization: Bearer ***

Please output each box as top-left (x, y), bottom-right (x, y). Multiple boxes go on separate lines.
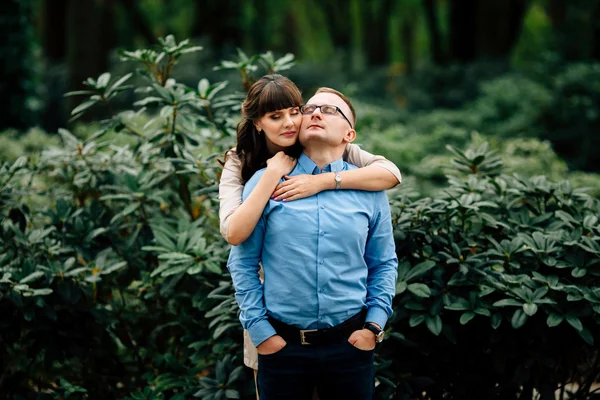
top-left (300, 104), bottom-right (353, 129)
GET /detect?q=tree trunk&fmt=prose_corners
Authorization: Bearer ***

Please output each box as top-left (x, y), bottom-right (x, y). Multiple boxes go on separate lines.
top-left (66, 0), bottom-right (114, 120)
top-left (119, 0), bottom-right (156, 46)
top-left (448, 0), bottom-right (478, 62)
top-left (41, 0), bottom-right (67, 63)
top-left (547, 0), bottom-right (600, 61)
top-left (364, 0), bottom-right (392, 66)
top-left (449, 0), bottom-right (528, 62)
top-left (401, 16), bottom-right (415, 74)
top-left (321, 0), bottom-right (352, 50)
top-left (193, 0), bottom-right (242, 56)
top-left (423, 0), bottom-right (444, 64)
top-left (0, 0), bottom-right (37, 130)
top-left (476, 0), bottom-right (528, 59)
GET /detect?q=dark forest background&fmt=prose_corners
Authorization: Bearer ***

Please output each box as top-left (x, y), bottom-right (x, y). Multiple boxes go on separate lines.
top-left (3, 0), bottom-right (600, 177)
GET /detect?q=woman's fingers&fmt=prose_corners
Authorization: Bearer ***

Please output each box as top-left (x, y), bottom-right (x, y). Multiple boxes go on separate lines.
top-left (272, 181), bottom-right (293, 198)
top-left (274, 188), bottom-right (297, 201)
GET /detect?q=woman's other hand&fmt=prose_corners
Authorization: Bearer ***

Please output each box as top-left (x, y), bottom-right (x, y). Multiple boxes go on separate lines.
top-left (272, 174), bottom-right (324, 201)
top-left (266, 151), bottom-right (297, 177)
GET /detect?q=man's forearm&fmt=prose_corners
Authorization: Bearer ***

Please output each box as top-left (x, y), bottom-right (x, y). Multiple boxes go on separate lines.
top-left (229, 260), bottom-right (277, 346)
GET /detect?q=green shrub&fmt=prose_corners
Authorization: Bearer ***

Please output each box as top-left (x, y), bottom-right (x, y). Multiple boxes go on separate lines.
top-left (0, 36), bottom-right (293, 399)
top-left (0, 128), bottom-right (60, 162)
top-left (379, 143), bottom-right (600, 399)
top-left (472, 75), bottom-right (552, 138)
top-left (541, 63), bottom-right (600, 171)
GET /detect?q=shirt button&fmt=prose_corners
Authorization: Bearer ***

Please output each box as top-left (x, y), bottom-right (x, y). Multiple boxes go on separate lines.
top-left (319, 289), bottom-right (324, 293)
top-left (320, 231), bottom-right (325, 236)
top-left (319, 260), bottom-right (324, 265)
top-left (320, 205), bottom-right (325, 210)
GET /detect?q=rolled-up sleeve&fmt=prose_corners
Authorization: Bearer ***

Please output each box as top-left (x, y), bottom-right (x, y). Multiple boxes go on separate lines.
top-left (226, 170), bottom-right (277, 346)
top-left (345, 143), bottom-right (402, 184)
top-left (364, 192), bottom-right (398, 329)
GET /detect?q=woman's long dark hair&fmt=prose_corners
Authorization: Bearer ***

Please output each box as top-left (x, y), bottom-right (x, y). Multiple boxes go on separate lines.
top-left (225, 74), bottom-right (303, 182)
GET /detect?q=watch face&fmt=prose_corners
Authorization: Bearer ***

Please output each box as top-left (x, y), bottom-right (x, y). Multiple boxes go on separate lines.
top-left (376, 331), bottom-right (385, 343)
top-left (335, 175), bottom-right (342, 183)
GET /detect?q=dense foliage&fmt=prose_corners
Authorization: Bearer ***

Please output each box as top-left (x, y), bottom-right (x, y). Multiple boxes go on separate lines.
top-left (1, 38), bottom-right (599, 400)
top-left (381, 144), bottom-right (600, 399)
top-left (0, 37), bottom-right (289, 399)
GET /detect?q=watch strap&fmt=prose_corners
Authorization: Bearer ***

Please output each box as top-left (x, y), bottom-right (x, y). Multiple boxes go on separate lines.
top-left (334, 173), bottom-right (342, 190)
top-left (363, 322), bottom-right (384, 343)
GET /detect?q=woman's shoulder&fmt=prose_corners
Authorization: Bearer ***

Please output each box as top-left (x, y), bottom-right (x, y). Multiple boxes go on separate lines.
top-left (224, 148), bottom-right (241, 165)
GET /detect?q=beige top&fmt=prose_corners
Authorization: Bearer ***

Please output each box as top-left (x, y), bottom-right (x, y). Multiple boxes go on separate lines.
top-left (218, 143), bottom-right (401, 240)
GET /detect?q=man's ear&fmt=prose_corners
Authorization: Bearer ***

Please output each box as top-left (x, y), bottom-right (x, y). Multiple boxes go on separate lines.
top-left (342, 128), bottom-right (356, 144)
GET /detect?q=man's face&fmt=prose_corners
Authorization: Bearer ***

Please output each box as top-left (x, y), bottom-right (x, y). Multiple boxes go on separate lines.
top-left (299, 92), bottom-right (354, 147)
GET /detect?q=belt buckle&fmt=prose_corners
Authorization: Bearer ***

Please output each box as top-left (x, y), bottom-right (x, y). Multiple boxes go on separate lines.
top-left (299, 329), bottom-right (318, 345)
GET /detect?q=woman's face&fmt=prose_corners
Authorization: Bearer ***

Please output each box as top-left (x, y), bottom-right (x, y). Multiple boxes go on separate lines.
top-left (255, 106), bottom-right (302, 154)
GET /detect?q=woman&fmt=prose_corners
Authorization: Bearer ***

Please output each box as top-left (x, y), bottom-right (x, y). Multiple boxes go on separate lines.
top-left (218, 74), bottom-right (401, 397)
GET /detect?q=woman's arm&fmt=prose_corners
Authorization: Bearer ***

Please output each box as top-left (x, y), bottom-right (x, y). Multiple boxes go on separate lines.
top-left (272, 143), bottom-right (401, 201)
top-left (219, 151), bottom-right (296, 246)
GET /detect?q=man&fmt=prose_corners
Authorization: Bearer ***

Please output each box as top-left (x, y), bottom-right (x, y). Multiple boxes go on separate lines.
top-left (227, 88), bottom-right (398, 399)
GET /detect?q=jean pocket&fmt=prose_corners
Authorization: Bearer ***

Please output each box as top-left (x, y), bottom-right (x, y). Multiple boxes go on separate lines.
top-left (344, 340), bottom-right (374, 353)
top-left (258, 343), bottom-right (288, 359)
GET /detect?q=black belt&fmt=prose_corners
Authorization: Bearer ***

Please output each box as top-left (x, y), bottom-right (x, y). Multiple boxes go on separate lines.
top-left (268, 310), bottom-right (366, 346)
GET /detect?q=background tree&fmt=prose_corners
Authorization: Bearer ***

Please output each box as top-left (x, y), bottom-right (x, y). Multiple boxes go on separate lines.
top-left (0, 0), bottom-right (37, 130)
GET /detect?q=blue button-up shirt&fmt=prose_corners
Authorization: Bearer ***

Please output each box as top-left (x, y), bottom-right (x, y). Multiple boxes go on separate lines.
top-left (227, 152), bottom-right (398, 347)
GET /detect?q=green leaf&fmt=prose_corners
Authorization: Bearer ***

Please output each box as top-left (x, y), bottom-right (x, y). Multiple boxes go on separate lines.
top-left (395, 281), bottom-right (407, 294)
top-left (409, 314), bottom-right (425, 327)
top-left (425, 315), bottom-right (442, 336)
top-left (491, 313), bottom-right (502, 329)
top-left (226, 366), bottom-right (244, 386)
top-left (157, 253), bottom-right (193, 261)
top-left (571, 267), bottom-right (586, 278)
top-left (97, 72), bottom-right (111, 88)
top-left (161, 265), bottom-right (187, 277)
top-left (511, 309), bottom-right (528, 329)
top-left (493, 298), bottom-right (523, 307)
top-left (406, 260), bottom-right (436, 281)
top-left (71, 100), bottom-right (97, 115)
top-left (64, 90), bottom-right (95, 97)
top-left (27, 288), bottom-right (53, 297)
top-left (213, 322), bottom-right (238, 339)
top-left (407, 283), bottom-right (431, 298)
top-left (547, 313), bottom-right (563, 327)
top-left (198, 79), bottom-right (210, 97)
top-left (101, 262), bottom-right (127, 275)
top-left (578, 327), bottom-right (594, 345)
top-left (19, 271), bottom-right (45, 284)
top-left (445, 298), bottom-right (470, 311)
top-left (107, 73), bottom-right (132, 93)
top-left (522, 303), bottom-right (538, 316)
top-left (566, 315), bottom-right (583, 332)
top-left (460, 312), bottom-right (475, 325)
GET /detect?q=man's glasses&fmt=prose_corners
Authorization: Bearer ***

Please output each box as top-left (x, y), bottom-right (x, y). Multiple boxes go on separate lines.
top-left (300, 104), bottom-right (353, 129)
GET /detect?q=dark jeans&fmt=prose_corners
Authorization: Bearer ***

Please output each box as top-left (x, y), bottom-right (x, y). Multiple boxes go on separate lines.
top-left (257, 338), bottom-right (374, 400)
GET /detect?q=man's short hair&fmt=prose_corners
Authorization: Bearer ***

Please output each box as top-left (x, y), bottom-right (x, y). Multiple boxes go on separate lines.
top-left (315, 87), bottom-right (356, 126)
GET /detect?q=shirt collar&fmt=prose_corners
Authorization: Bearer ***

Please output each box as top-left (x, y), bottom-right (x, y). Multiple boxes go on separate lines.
top-left (297, 152), bottom-right (344, 175)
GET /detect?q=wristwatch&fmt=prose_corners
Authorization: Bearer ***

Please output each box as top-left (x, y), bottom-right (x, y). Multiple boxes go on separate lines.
top-left (334, 173), bottom-right (342, 190)
top-left (364, 322), bottom-right (385, 343)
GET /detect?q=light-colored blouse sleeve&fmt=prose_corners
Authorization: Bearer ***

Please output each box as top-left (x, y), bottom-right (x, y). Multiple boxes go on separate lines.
top-left (344, 143), bottom-right (402, 184)
top-left (219, 149), bottom-right (244, 240)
